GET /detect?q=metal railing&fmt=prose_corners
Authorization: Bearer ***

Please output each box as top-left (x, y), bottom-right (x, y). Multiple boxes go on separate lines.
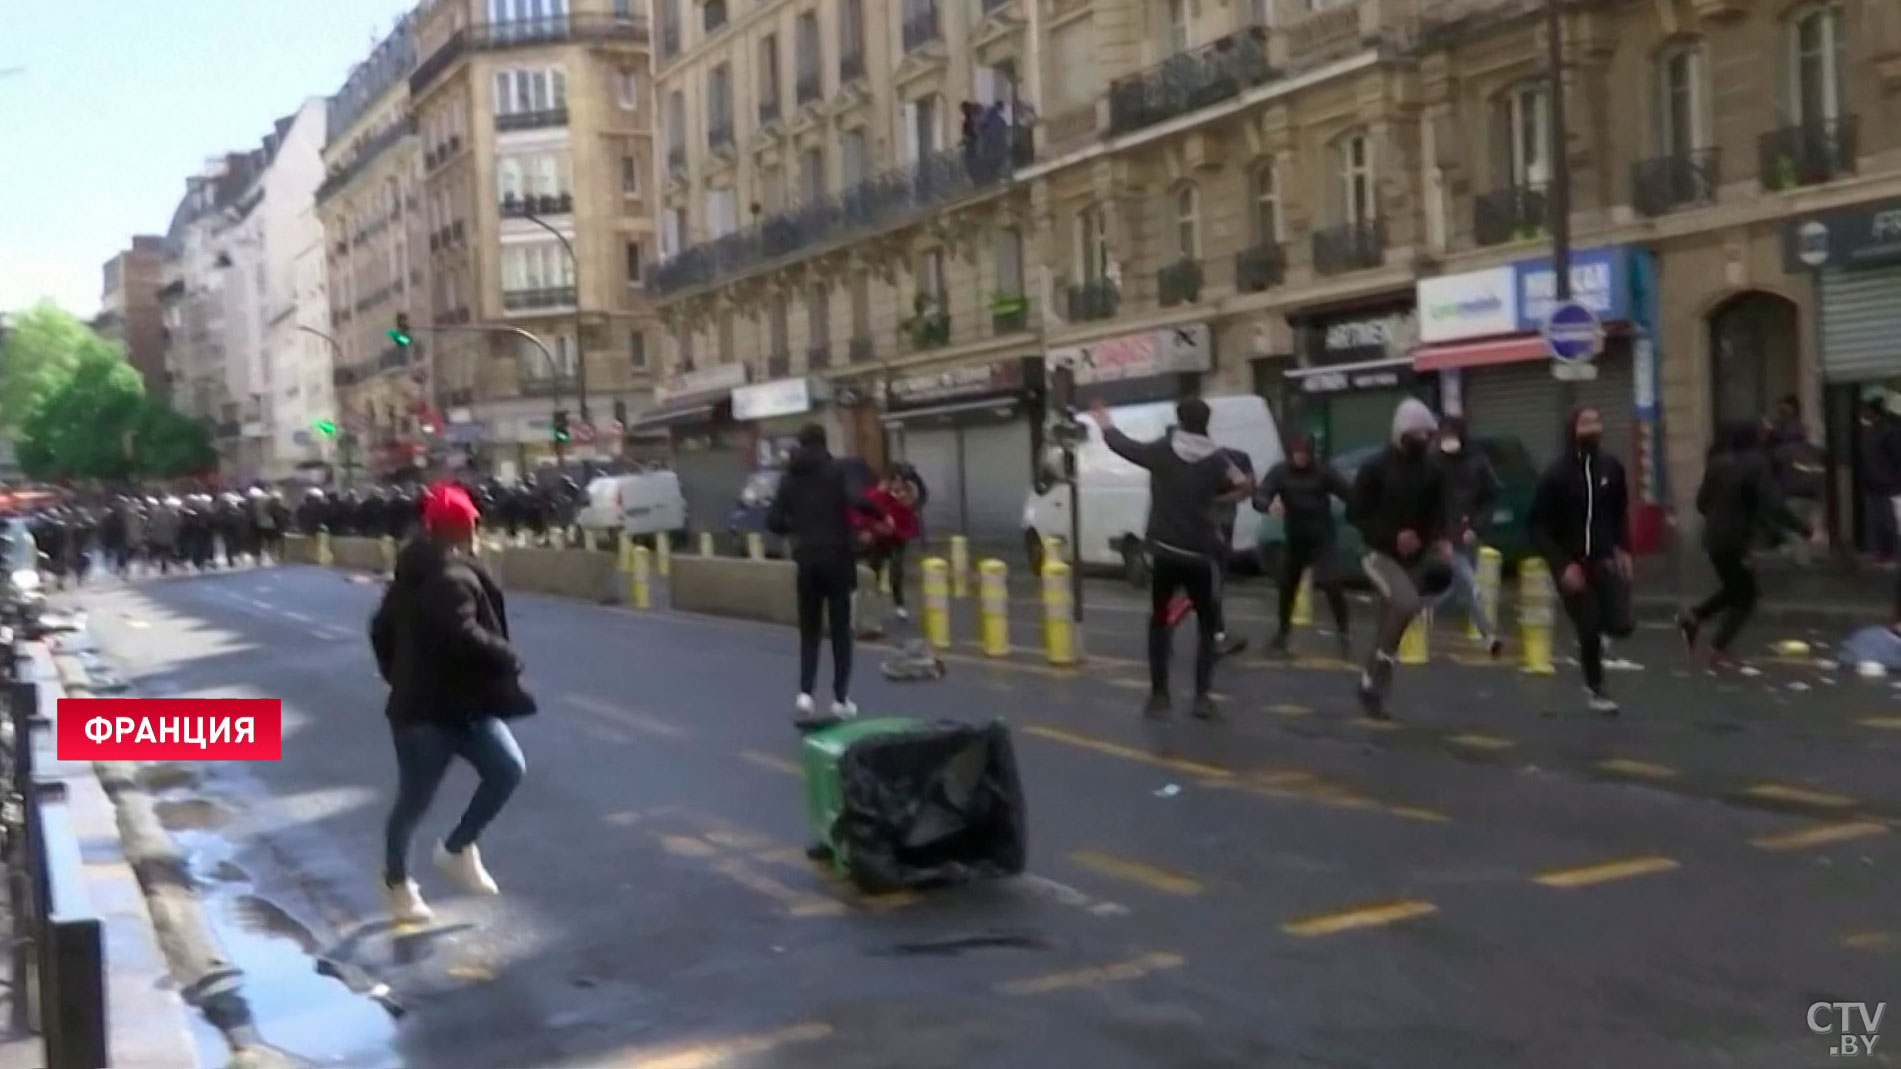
top-left (991, 293), bottom-right (1030, 333)
top-left (1759, 116), bottom-right (1858, 191)
top-left (412, 15), bottom-right (652, 94)
top-left (315, 116), bottom-right (415, 205)
top-left (1065, 278), bottom-right (1118, 323)
top-left (1157, 258), bottom-right (1205, 306)
top-left (766, 351), bottom-right (791, 377)
top-left (651, 123), bottom-right (1031, 294)
top-left (1472, 183), bottom-right (1549, 246)
top-left (497, 107), bottom-right (569, 132)
top-left (848, 336), bottom-right (875, 363)
top-left (1632, 148), bottom-right (1720, 217)
top-left (807, 344), bottom-right (832, 370)
top-left (1234, 242), bottom-right (1286, 293)
top-left (503, 286), bottom-right (578, 311)
top-left (501, 192), bottom-right (575, 217)
top-left (1311, 219), bottom-right (1385, 276)
top-left (1107, 29), bottom-right (1274, 137)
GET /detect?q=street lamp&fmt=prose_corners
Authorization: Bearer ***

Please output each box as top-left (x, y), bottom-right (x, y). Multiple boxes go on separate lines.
top-left (1545, 0), bottom-right (1576, 411)
top-left (513, 205), bottom-right (590, 426)
top-left (296, 325), bottom-right (357, 485)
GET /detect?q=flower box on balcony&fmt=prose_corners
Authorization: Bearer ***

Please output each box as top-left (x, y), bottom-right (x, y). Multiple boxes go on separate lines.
top-left (990, 293), bottom-right (1028, 332)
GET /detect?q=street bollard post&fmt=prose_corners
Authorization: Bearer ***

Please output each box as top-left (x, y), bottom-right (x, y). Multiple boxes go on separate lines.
top-left (1472, 546), bottom-right (1503, 640)
top-left (617, 530), bottom-right (634, 573)
top-left (316, 529), bottom-right (333, 567)
top-left (698, 531), bottom-right (715, 557)
top-left (1399, 609), bottom-right (1430, 665)
top-left (949, 535), bottom-right (970, 597)
top-left (746, 531), bottom-right (765, 561)
top-left (922, 557), bottom-right (952, 649)
top-left (1042, 560), bottom-right (1076, 665)
top-left (629, 545), bottom-right (652, 610)
top-left (1042, 536), bottom-right (1063, 576)
top-left (380, 534), bottom-right (396, 573)
top-left (1518, 558), bottom-right (1557, 674)
top-left (979, 559), bottom-right (1010, 657)
top-left (582, 527), bottom-right (596, 552)
top-left (656, 533), bottom-right (672, 578)
top-left (1291, 572), bottom-right (1313, 627)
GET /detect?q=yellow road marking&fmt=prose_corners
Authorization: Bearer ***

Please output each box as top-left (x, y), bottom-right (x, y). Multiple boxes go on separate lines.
top-left (622, 1022), bottom-right (835, 1068)
top-left (1858, 717), bottom-right (1901, 731)
top-left (1068, 851), bottom-right (1204, 896)
top-left (603, 810), bottom-right (644, 827)
top-left (748, 846), bottom-right (923, 911)
top-left (703, 828), bottom-right (776, 851)
top-left (1745, 783), bottom-right (1855, 808)
top-left (1385, 805), bottom-right (1454, 823)
top-left (711, 857), bottom-right (844, 917)
top-left (565, 694), bottom-right (689, 738)
top-left (1446, 733), bottom-right (1515, 751)
top-left (1596, 758), bottom-right (1676, 779)
top-left (1841, 931), bottom-right (1894, 951)
top-left (996, 952), bottom-right (1184, 996)
top-left (1021, 724), bottom-right (1234, 779)
top-left (447, 962), bottom-right (495, 982)
top-left (1282, 899), bottom-right (1438, 937)
top-left (1750, 821), bottom-right (1888, 851)
top-left (739, 750), bottom-right (802, 777)
top-left (659, 835), bottom-right (718, 857)
top-left (1253, 770), bottom-right (1320, 787)
top-left (1534, 855), bottom-right (1679, 888)
top-left (1265, 703), bottom-right (1312, 717)
top-left (1348, 717), bottom-right (1403, 732)
top-left (1285, 657), bottom-right (1359, 673)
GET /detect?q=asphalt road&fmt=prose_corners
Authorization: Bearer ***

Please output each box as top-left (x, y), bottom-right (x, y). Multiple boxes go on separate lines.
top-left (60, 563), bottom-right (1901, 1069)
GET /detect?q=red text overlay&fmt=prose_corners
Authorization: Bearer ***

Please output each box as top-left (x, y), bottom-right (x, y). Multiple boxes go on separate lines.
top-left (57, 699), bottom-right (282, 761)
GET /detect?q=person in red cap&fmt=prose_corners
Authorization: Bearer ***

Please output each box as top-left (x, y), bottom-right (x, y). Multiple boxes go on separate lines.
top-left (369, 479), bottom-right (534, 924)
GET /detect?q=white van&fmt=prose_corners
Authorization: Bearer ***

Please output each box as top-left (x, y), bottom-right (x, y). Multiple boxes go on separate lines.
top-left (1020, 394), bottom-right (1283, 581)
top-left (576, 471), bottom-right (690, 542)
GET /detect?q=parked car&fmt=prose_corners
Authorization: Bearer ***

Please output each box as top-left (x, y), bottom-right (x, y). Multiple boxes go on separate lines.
top-left (574, 470), bottom-right (690, 546)
top-left (1255, 436), bottom-right (1541, 581)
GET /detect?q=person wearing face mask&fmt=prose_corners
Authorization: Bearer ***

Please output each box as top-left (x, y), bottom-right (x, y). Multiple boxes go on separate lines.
top-left (1527, 406), bottom-right (1635, 715)
top-left (1432, 417), bottom-right (1505, 658)
top-left (1255, 433), bottom-right (1353, 657)
top-left (1346, 399), bottom-right (1453, 720)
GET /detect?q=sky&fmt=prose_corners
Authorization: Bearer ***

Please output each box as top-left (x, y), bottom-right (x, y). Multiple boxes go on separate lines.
top-left (0, 0), bottom-right (419, 318)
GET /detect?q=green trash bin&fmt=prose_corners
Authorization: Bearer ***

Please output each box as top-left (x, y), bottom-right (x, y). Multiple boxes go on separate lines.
top-left (800, 716), bottom-right (1027, 893)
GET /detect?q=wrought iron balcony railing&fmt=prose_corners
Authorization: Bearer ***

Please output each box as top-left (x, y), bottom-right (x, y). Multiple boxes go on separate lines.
top-left (315, 116), bottom-right (415, 205)
top-left (1632, 148), bottom-right (1721, 217)
top-left (503, 286), bottom-right (578, 311)
top-left (1473, 184), bottom-right (1549, 247)
top-left (377, 343), bottom-right (411, 372)
top-left (991, 293), bottom-right (1029, 333)
top-left (497, 107), bottom-right (570, 133)
top-left (1066, 279), bottom-right (1118, 323)
top-left (650, 122), bottom-right (1032, 295)
top-left (807, 344), bottom-right (831, 370)
top-left (501, 193), bottom-right (575, 217)
top-left (1311, 219), bottom-right (1385, 276)
top-left (901, 5), bottom-right (940, 52)
top-left (848, 336), bottom-right (874, 363)
top-left (1158, 259), bottom-right (1205, 306)
top-left (412, 15), bottom-right (651, 94)
top-left (1234, 242), bottom-right (1286, 293)
top-left (1759, 116), bottom-right (1858, 191)
top-left (1108, 29), bottom-right (1274, 137)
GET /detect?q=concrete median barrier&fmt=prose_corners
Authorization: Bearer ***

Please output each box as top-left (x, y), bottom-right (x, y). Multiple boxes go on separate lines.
top-left (330, 536), bottom-right (385, 572)
top-left (669, 555), bottom-right (874, 630)
top-left (279, 534), bottom-right (320, 565)
top-left (499, 546), bottom-right (619, 602)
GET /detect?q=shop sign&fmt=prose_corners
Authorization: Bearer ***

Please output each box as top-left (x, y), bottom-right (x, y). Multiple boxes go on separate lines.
top-left (1782, 196), bottom-right (1901, 272)
top-left (732, 377), bottom-right (815, 421)
top-left (1417, 266), bottom-right (1518, 343)
top-left (886, 359), bottom-right (1024, 409)
top-left (1302, 308), bottom-right (1417, 365)
top-left (1514, 245), bottom-right (1631, 329)
top-left (656, 361), bottom-right (748, 403)
top-left (1048, 323), bottom-right (1212, 385)
top-left (1297, 363), bottom-right (1414, 396)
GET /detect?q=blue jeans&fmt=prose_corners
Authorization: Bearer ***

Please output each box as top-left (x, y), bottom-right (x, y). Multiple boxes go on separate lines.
top-left (384, 717), bottom-right (525, 885)
top-left (1432, 544), bottom-right (1496, 640)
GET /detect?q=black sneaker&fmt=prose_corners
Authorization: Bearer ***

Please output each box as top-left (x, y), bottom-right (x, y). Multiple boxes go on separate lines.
top-left (1487, 637), bottom-right (1505, 660)
top-left (1143, 691), bottom-right (1171, 719)
top-left (1268, 633), bottom-right (1291, 657)
top-left (1675, 612), bottom-right (1700, 657)
top-left (1217, 633), bottom-right (1249, 659)
top-left (1356, 678), bottom-right (1389, 720)
top-left (1190, 695), bottom-right (1220, 721)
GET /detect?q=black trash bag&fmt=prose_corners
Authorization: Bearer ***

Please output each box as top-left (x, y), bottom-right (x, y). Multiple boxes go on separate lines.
top-left (831, 719), bottom-right (1027, 893)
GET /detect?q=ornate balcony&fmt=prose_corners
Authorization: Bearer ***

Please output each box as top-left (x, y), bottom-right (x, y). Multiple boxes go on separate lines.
top-left (1759, 116), bottom-right (1858, 191)
top-left (503, 286), bottom-right (578, 311)
top-left (1066, 279), bottom-right (1118, 323)
top-left (501, 192), bottom-right (575, 217)
top-left (1632, 149), bottom-right (1721, 217)
top-left (1311, 219), bottom-right (1385, 276)
top-left (1473, 184), bottom-right (1549, 247)
top-left (497, 107), bottom-right (569, 133)
top-left (708, 117), bottom-right (735, 151)
top-left (1157, 259), bottom-right (1204, 306)
top-left (412, 15), bottom-right (651, 95)
top-left (315, 116), bottom-right (415, 205)
top-left (848, 336), bottom-right (874, 363)
top-left (1107, 29), bottom-right (1274, 137)
top-left (991, 293), bottom-right (1029, 333)
top-left (807, 344), bottom-right (831, 370)
top-left (1234, 242), bottom-right (1286, 293)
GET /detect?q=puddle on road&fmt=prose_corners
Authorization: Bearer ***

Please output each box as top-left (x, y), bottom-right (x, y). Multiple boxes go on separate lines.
top-left (165, 795), bottom-right (403, 1068)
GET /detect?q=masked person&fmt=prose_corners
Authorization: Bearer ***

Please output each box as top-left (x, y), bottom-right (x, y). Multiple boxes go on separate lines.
top-left (1528, 406), bottom-right (1634, 715)
top-left (1256, 433), bottom-right (1353, 657)
top-left (1432, 418), bottom-right (1505, 657)
top-left (1347, 399), bottom-right (1453, 720)
top-left (1088, 397), bottom-right (1253, 721)
top-left (370, 481), bottom-right (533, 924)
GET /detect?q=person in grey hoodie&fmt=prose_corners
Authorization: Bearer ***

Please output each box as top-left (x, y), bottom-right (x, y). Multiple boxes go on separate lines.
top-left (1089, 396), bottom-right (1253, 720)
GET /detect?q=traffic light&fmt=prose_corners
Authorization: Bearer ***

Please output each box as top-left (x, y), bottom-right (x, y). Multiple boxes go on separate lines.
top-left (388, 313), bottom-right (412, 348)
top-left (551, 409), bottom-right (570, 443)
top-left (313, 419), bottom-right (337, 437)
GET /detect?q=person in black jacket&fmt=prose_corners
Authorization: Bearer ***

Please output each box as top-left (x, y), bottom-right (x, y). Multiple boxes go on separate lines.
top-left (767, 423), bottom-right (879, 727)
top-left (369, 481), bottom-right (532, 924)
top-left (1255, 433), bottom-right (1352, 657)
top-left (1347, 399), bottom-right (1452, 720)
top-left (1679, 420), bottom-right (1816, 664)
top-left (1856, 396), bottom-right (1901, 563)
top-left (1527, 405), bottom-right (1634, 715)
top-left (1433, 418), bottom-right (1505, 656)
top-left (1089, 397), bottom-right (1252, 720)
top-left (1767, 396), bottom-right (1826, 564)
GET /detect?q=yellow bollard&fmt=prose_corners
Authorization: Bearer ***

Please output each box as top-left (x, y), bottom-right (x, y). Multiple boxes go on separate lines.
top-left (656, 533), bottom-right (671, 578)
top-left (979, 559), bottom-right (1010, 657)
top-left (698, 531), bottom-right (715, 557)
top-left (1042, 536), bottom-right (1063, 576)
top-left (380, 534), bottom-right (396, 572)
top-left (1471, 546), bottom-right (1503, 639)
top-left (1042, 560), bottom-right (1076, 666)
top-left (949, 536), bottom-right (969, 598)
top-left (746, 531), bottom-right (764, 561)
top-left (617, 530), bottom-right (634, 573)
top-left (316, 529), bottom-right (333, 567)
top-left (922, 557), bottom-right (952, 649)
top-left (1291, 571), bottom-right (1313, 627)
top-left (1399, 609), bottom-right (1430, 665)
top-left (1518, 557), bottom-right (1557, 674)
top-left (628, 545), bottom-right (652, 610)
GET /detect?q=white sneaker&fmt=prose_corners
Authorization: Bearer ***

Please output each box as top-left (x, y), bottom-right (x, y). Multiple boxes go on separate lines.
top-left (433, 842), bottom-right (499, 895)
top-left (830, 699), bottom-right (858, 719)
top-left (1586, 688), bottom-right (1620, 716)
top-left (795, 693), bottom-right (815, 717)
top-left (382, 879), bottom-right (434, 924)
top-left (894, 607), bottom-right (910, 621)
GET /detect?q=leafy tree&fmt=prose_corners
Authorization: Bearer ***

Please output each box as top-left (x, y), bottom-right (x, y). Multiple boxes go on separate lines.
top-left (16, 345), bottom-right (144, 481)
top-left (131, 401), bottom-right (217, 479)
top-left (0, 302), bottom-right (117, 432)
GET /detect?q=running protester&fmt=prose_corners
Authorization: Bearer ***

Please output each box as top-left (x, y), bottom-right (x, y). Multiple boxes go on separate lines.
top-left (861, 469), bottom-right (921, 623)
top-left (1255, 433), bottom-right (1353, 658)
top-left (1679, 420), bottom-right (1817, 666)
top-left (1088, 397), bottom-right (1253, 720)
top-left (370, 481), bottom-right (533, 924)
top-left (1527, 406), bottom-right (1635, 715)
top-left (1433, 417), bottom-right (1505, 657)
top-left (1347, 399), bottom-right (1452, 720)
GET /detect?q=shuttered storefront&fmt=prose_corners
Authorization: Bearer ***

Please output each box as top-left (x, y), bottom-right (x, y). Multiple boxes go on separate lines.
top-left (1820, 265), bottom-right (1901, 382)
top-left (898, 426), bottom-right (962, 541)
top-left (1464, 347), bottom-right (1634, 469)
top-left (957, 416), bottom-right (1034, 545)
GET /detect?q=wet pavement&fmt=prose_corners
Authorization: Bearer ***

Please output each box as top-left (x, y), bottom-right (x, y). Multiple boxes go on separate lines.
top-left (57, 563), bottom-right (1901, 1068)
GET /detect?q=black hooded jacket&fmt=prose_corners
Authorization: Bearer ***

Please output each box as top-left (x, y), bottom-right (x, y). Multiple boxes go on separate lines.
top-left (1255, 454), bottom-right (1351, 545)
top-left (370, 538), bottom-right (535, 726)
top-left (1529, 414), bottom-right (1630, 570)
top-left (1698, 422), bottom-right (1808, 556)
top-left (766, 444), bottom-right (875, 565)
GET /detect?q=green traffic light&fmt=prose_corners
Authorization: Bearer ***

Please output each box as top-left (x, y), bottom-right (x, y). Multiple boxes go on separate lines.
top-left (387, 330), bottom-right (411, 347)
top-left (313, 420), bottom-right (337, 437)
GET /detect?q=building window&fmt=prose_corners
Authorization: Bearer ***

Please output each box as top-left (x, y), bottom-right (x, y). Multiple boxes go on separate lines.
top-left (613, 69), bottom-right (639, 110)
top-left (796, 11), bottom-right (822, 88)
top-left (851, 273), bottom-right (871, 341)
top-left (759, 162), bottom-right (785, 213)
top-left (1171, 183), bottom-right (1199, 259)
top-left (1790, 4), bottom-right (1844, 125)
top-left (663, 206), bottom-right (686, 256)
top-left (1335, 131), bottom-right (1374, 224)
top-left (758, 34), bottom-right (781, 108)
top-left (841, 129), bottom-right (869, 187)
top-left (1076, 205), bottom-right (1108, 281)
top-left (798, 147), bottom-right (824, 203)
top-left (919, 248), bottom-right (947, 307)
top-left (497, 152), bottom-right (572, 200)
top-left (841, 0), bottom-right (865, 61)
top-left (1496, 82), bottom-right (1550, 187)
top-left (666, 90), bottom-right (687, 156)
top-left (707, 64), bottom-right (734, 143)
top-left (621, 154), bottom-right (640, 194)
top-left (808, 285), bottom-right (830, 346)
top-left (630, 330), bottom-right (648, 370)
top-left (1656, 43), bottom-right (1706, 156)
top-left (704, 0), bottom-right (728, 33)
top-left (1164, 0), bottom-right (1190, 56)
top-left (614, 0), bottom-right (634, 18)
top-left (904, 95), bottom-right (940, 161)
top-left (493, 67), bottom-right (568, 116)
top-left (1249, 160), bottom-right (1280, 243)
top-left (994, 227), bottom-right (1024, 296)
top-left (674, 325), bottom-right (694, 369)
top-left (717, 311), bottom-right (735, 356)
top-left (625, 241), bottom-right (643, 285)
top-left (500, 243), bottom-right (577, 295)
top-left (520, 332), bottom-right (578, 379)
top-left (490, 0), bottom-right (569, 26)
top-left (768, 297), bottom-right (790, 356)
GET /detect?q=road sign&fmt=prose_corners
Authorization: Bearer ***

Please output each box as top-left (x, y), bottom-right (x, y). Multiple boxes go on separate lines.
top-left (574, 420), bottom-right (597, 445)
top-left (1543, 300), bottom-right (1604, 364)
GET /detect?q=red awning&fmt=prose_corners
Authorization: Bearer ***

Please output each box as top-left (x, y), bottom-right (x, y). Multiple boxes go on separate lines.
top-left (1412, 334), bottom-right (1549, 371)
